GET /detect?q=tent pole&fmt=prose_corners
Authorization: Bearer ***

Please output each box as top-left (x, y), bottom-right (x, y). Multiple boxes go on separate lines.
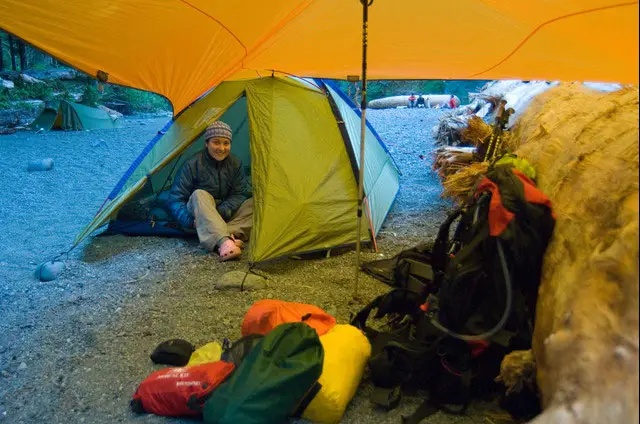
top-left (353, 0), bottom-right (373, 300)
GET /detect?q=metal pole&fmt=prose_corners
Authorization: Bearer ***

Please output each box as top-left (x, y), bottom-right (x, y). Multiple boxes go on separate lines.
top-left (354, 0), bottom-right (372, 299)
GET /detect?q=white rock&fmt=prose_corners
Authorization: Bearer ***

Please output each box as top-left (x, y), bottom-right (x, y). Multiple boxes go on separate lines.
top-left (0, 78), bottom-right (14, 89)
top-left (27, 158), bottom-right (54, 172)
top-left (17, 362), bottom-right (27, 371)
top-left (34, 260), bottom-right (65, 281)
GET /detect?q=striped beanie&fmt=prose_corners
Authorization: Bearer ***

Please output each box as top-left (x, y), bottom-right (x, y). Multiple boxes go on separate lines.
top-left (204, 121), bottom-right (232, 142)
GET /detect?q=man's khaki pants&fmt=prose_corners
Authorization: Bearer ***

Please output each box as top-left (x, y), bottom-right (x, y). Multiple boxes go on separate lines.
top-left (187, 189), bottom-right (253, 252)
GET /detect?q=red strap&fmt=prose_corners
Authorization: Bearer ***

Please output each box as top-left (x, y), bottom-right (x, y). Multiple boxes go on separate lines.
top-left (476, 177), bottom-right (514, 236)
top-left (468, 340), bottom-right (490, 357)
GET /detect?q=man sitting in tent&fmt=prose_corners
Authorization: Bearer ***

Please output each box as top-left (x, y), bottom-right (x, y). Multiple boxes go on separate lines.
top-left (166, 121), bottom-right (253, 261)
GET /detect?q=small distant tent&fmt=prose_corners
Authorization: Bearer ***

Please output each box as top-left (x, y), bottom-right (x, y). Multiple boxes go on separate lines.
top-left (75, 77), bottom-right (400, 263)
top-left (28, 100), bottom-right (122, 131)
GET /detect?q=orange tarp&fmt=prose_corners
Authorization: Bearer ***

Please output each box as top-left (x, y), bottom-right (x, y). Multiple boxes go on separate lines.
top-left (1, 0), bottom-right (637, 114)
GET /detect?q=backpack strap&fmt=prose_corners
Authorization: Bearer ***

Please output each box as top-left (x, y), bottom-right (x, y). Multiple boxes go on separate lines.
top-left (350, 289), bottom-right (423, 338)
top-left (431, 207), bottom-right (464, 284)
top-left (401, 350), bottom-right (472, 423)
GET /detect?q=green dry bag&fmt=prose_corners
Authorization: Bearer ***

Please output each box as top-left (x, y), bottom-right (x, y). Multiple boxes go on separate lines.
top-left (203, 322), bottom-right (324, 424)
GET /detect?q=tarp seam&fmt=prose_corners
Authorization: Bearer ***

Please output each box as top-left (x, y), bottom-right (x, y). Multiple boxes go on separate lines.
top-left (192, 0), bottom-right (318, 109)
top-left (179, 0), bottom-right (248, 56)
top-left (468, 2), bottom-right (639, 78)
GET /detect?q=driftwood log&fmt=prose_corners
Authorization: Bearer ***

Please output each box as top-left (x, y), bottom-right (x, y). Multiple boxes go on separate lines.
top-left (514, 84), bottom-right (639, 424)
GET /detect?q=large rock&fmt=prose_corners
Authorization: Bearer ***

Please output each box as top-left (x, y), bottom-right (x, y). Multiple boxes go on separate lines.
top-left (512, 84), bottom-right (639, 423)
top-left (97, 105), bottom-right (124, 120)
top-left (19, 74), bottom-right (45, 84)
top-left (216, 271), bottom-right (267, 291)
top-left (0, 100), bottom-right (45, 128)
top-left (1, 78), bottom-right (14, 89)
top-left (21, 67), bottom-right (78, 81)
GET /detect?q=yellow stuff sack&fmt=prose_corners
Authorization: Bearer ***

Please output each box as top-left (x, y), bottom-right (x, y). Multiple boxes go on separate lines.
top-left (187, 341), bottom-right (222, 366)
top-left (302, 324), bottom-right (371, 424)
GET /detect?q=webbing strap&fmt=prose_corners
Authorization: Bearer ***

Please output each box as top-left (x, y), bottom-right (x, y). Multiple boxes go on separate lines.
top-left (291, 381), bottom-right (322, 417)
top-left (431, 208), bottom-right (464, 282)
top-left (401, 368), bottom-right (472, 424)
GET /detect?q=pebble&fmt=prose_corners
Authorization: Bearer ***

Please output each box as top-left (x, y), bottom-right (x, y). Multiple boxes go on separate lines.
top-left (17, 362), bottom-right (27, 371)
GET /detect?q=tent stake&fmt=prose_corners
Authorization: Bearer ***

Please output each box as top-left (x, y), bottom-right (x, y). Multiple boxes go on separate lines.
top-left (353, 0), bottom-right (373, 300)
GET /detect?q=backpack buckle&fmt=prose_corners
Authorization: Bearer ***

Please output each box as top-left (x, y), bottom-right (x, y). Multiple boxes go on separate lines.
top-left (420, 294), bottom-right (439, 316)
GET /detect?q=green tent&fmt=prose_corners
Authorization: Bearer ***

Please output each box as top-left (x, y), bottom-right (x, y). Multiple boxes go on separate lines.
top-left (76, 77), bottom-right (399, 263)
top-left (28, 100), bottom-right (122, 131)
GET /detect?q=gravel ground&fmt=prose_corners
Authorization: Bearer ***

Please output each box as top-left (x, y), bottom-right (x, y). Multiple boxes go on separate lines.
top-left (0, 109), bottom-right (509, 423)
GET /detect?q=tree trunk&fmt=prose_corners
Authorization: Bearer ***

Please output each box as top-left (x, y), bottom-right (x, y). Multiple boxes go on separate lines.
top-left (17, 39), bottom-right (27, 70)
top-left (8, 35), bottom-right (16, 71)
top-left (0, 32), bottom-right (4, 71)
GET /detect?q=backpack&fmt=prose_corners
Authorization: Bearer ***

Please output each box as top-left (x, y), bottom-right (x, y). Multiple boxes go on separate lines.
top-left (352, 162), bottom-right (555, 420)
top-left (130, 361), bottom-right (235, 417)
top-left (203, 322), bottom-right (324, 424)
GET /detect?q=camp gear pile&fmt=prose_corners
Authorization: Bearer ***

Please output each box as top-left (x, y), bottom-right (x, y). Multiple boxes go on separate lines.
top-left (132, 300), bottom-right (370, 423)
top-left (355, 159), bottom-right (555, 420)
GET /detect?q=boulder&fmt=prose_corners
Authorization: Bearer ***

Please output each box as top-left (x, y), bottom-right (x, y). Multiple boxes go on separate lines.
top-left (20, 74), bottom-right (45, 84)
top-left (97, 105), bottom-right (124, 120)
top-left (1, 78), bottom-right (14, 89)
top-left (20, 67), bottom-right (78, 81)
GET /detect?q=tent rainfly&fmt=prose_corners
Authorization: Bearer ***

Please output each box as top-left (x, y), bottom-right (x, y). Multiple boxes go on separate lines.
top-left (28, 100), bottom-right (122, 131)
top-left (76, 77), bottom-right (400, 263)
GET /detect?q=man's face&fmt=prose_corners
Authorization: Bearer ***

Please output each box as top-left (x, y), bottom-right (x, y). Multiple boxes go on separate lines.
top-left (206, 136), bottom-right (231, 161)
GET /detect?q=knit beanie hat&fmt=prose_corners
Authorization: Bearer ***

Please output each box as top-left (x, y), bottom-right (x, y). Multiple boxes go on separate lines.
top-left (204, 121), bottom-right (232, 142)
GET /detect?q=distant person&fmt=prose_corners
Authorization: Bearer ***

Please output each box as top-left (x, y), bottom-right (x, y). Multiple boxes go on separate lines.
top-left (166, 121), bottom-right (253, 261)
top-left (416, 94), bottom-right (426, 108)
top-left (448, 95), bottom-right (457, 109)
top-left (408, 93), bottom-right (417, 108)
